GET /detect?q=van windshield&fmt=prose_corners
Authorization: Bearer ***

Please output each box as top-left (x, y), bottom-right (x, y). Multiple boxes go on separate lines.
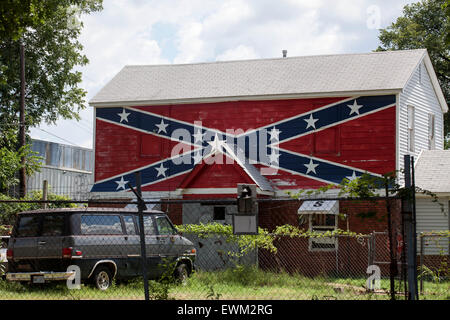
top-left (155, 216), bottom-right (177, 235)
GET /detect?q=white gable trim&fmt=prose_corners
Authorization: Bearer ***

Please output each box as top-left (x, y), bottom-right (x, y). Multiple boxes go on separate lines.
top-left (422, 53), bottom-right (448, 113)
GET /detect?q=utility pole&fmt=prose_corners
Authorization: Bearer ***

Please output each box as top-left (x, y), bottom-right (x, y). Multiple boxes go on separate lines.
top-left (18, 41), bottom-right (26, 198)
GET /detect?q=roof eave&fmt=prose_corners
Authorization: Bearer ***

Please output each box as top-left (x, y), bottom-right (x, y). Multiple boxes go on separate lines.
top-left (89, 89), bottom-right (403, 108)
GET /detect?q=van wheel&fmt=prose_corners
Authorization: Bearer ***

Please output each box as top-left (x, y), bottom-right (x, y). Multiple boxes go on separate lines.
top-left (92, 266), bottom-right (113, 291)
top-left (174, 263), bottom-right (189, 284)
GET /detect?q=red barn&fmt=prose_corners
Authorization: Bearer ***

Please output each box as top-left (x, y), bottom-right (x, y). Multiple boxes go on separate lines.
top-left (89, 49), bottom-right (447, 235)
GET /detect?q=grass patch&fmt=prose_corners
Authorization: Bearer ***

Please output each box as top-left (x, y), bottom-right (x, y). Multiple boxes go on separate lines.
top-left (0, 267), bottom-right (448, 300)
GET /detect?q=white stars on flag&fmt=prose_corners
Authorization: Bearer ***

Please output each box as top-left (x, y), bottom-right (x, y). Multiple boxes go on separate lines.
top-left (304, 114), bottom-right (319, 130)
top-left (269, 149), bottom-right (280, 164)
top-left (346, 171), bottom-right (359, 181)
top-left (207, 133), bottom-right (226, 156)
top-left (155, 163), bottom-right (168, 178)
top-left (155, 119), bottom-right (169, 134)
top-left (115, 176), bottom-right (129, 190)
top-left (193, 129), bottom-right (205, 144)
top-left (268, 127), bottom-right (281, 142)
top-left (347, 100), bottom-right (363, 116)
top-left (118, 109), bottom-right (130, 123)
top-left (304, 158), bottom-right (319, 175)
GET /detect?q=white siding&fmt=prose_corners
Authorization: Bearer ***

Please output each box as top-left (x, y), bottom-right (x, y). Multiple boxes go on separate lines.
top-left (416, 197), bottom-right (449, 255)
top-left (398, 61), bottom-right (444, 172)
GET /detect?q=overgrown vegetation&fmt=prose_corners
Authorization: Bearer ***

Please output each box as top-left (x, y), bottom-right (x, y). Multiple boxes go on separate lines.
top-left (176, 223), bottom-right (368, 259)
top-left (418, 231), bottom-right (450, 287)
top-left (0, 190), bottom-right (78, 234)
top-left (0, 266), bottom-right (448, 300)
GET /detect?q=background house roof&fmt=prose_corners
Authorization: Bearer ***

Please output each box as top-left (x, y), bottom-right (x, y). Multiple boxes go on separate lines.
top-left (90, 49), bottom-right (434, 107)
top-left (414, 150), bottom-right (450, 193)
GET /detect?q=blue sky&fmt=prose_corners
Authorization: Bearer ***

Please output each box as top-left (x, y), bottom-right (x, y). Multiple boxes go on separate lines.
top-left (30, 0), bottom-right (418, 149)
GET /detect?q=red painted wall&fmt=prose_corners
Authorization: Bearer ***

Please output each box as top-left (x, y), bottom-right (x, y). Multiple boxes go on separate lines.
top-left (94, 96), bottom-right (396, 195)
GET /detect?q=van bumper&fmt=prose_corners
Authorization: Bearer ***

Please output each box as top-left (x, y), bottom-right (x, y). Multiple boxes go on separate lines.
top-left (6, 271), bottom-right (75, 282)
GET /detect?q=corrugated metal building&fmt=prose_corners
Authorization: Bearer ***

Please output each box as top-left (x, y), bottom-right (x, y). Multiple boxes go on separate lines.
top-left (22, 139), bottom-right (94, 200)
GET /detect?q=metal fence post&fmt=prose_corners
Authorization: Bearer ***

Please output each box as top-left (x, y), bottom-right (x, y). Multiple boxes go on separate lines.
top-left (403, 155), bottom-right (418, 300)
top-left (419, 233), bottom-right (424, 294)
top-left (385, 182), bottom-right (397, 300)
top-left (127, 172), bottom-right (150, 300)
top-left (411, 156), bottom-right (419, 299)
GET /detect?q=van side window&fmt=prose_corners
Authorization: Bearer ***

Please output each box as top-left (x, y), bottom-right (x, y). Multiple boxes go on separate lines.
top-left (42, 215), bottom-right (64, 236)
top-left (155, 217), bottom-right (176, 235)
top-left (140, 216), bottom-right (155, 235)
top-left (123, 215), bottom-right (136, 235)
top-left (16, 216), bottom-right (41, 237)
top-left (81, 215), bottom-right (123, 235)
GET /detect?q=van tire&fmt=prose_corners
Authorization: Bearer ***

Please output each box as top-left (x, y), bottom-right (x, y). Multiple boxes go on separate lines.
top-left (92, 265), bottom-right (113, 291)
top-left (174, 263), bottom-right (189, 284)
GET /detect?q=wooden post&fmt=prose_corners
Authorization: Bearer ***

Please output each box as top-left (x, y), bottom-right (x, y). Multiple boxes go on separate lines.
top-left (42, 180), bottom-right (48, 209)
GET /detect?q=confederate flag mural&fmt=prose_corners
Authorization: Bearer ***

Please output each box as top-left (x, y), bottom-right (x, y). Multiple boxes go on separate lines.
top-left (91, 94), bottom-right (396, 195)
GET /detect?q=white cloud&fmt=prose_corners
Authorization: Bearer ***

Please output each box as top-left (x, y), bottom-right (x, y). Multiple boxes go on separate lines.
top-left (173, 22), bottom-right (208, 64)
top-left (216, 44), bottom-right (260, 61)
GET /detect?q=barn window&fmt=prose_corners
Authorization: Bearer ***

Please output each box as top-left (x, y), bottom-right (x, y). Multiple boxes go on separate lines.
top-left (407, 105), bottom-right (415, 152)
top-left (314, 127), bottom-right (340, 155)
top-left (213, 207), bottom-right (226, 220)
top-left (428, 113), bottom-right (435, 150)
top-left (140, 134), bottom-right (161, 157)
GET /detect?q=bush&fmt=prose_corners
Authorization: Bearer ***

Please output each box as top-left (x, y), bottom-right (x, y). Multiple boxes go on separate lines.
top-left (0, 191), bottom-right (78, 226)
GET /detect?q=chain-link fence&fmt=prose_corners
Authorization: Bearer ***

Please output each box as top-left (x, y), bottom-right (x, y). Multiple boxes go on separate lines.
top-left (0, 197), bottom-right (448, 300)
top-left (418, 233), bottom-right (449, 297)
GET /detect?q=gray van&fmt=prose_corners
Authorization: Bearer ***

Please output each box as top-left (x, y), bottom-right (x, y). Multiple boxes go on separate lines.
top-left (6, 208), bottom-right (196, 290)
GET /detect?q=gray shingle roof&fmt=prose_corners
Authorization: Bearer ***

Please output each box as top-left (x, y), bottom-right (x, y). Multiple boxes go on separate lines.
top-left (90, 49), bottom-right (428, 106)
top-left (415, 150), bottom-right (450, 193)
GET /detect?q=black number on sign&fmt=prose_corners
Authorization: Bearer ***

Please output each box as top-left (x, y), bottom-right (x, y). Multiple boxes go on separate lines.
top-left (313, 201), bottom-right (324, 207)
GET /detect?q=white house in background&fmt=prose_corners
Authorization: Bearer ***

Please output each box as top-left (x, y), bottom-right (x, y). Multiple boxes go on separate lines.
top-left (414, 150), bottom-right (450, 255)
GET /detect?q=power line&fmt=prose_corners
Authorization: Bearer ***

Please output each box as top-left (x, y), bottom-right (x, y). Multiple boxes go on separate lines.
top-left (71, 121), bottom-right (93, 134)
top-left (36, 128), bottom-right (81, 147)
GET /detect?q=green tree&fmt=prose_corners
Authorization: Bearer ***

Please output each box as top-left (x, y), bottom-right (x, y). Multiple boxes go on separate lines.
top-left (445, 0), bottom-right (450, 45)
top-left (375, 0), bottom-right (449, 144)
top-left (0, 0), bottom-right (101, 41)
top-left (0, 144), bottom-right (41, 192)
top-left (0, 0), bottom-right (103, 131)
top-left (0, 1), bottom-right (102, 192)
